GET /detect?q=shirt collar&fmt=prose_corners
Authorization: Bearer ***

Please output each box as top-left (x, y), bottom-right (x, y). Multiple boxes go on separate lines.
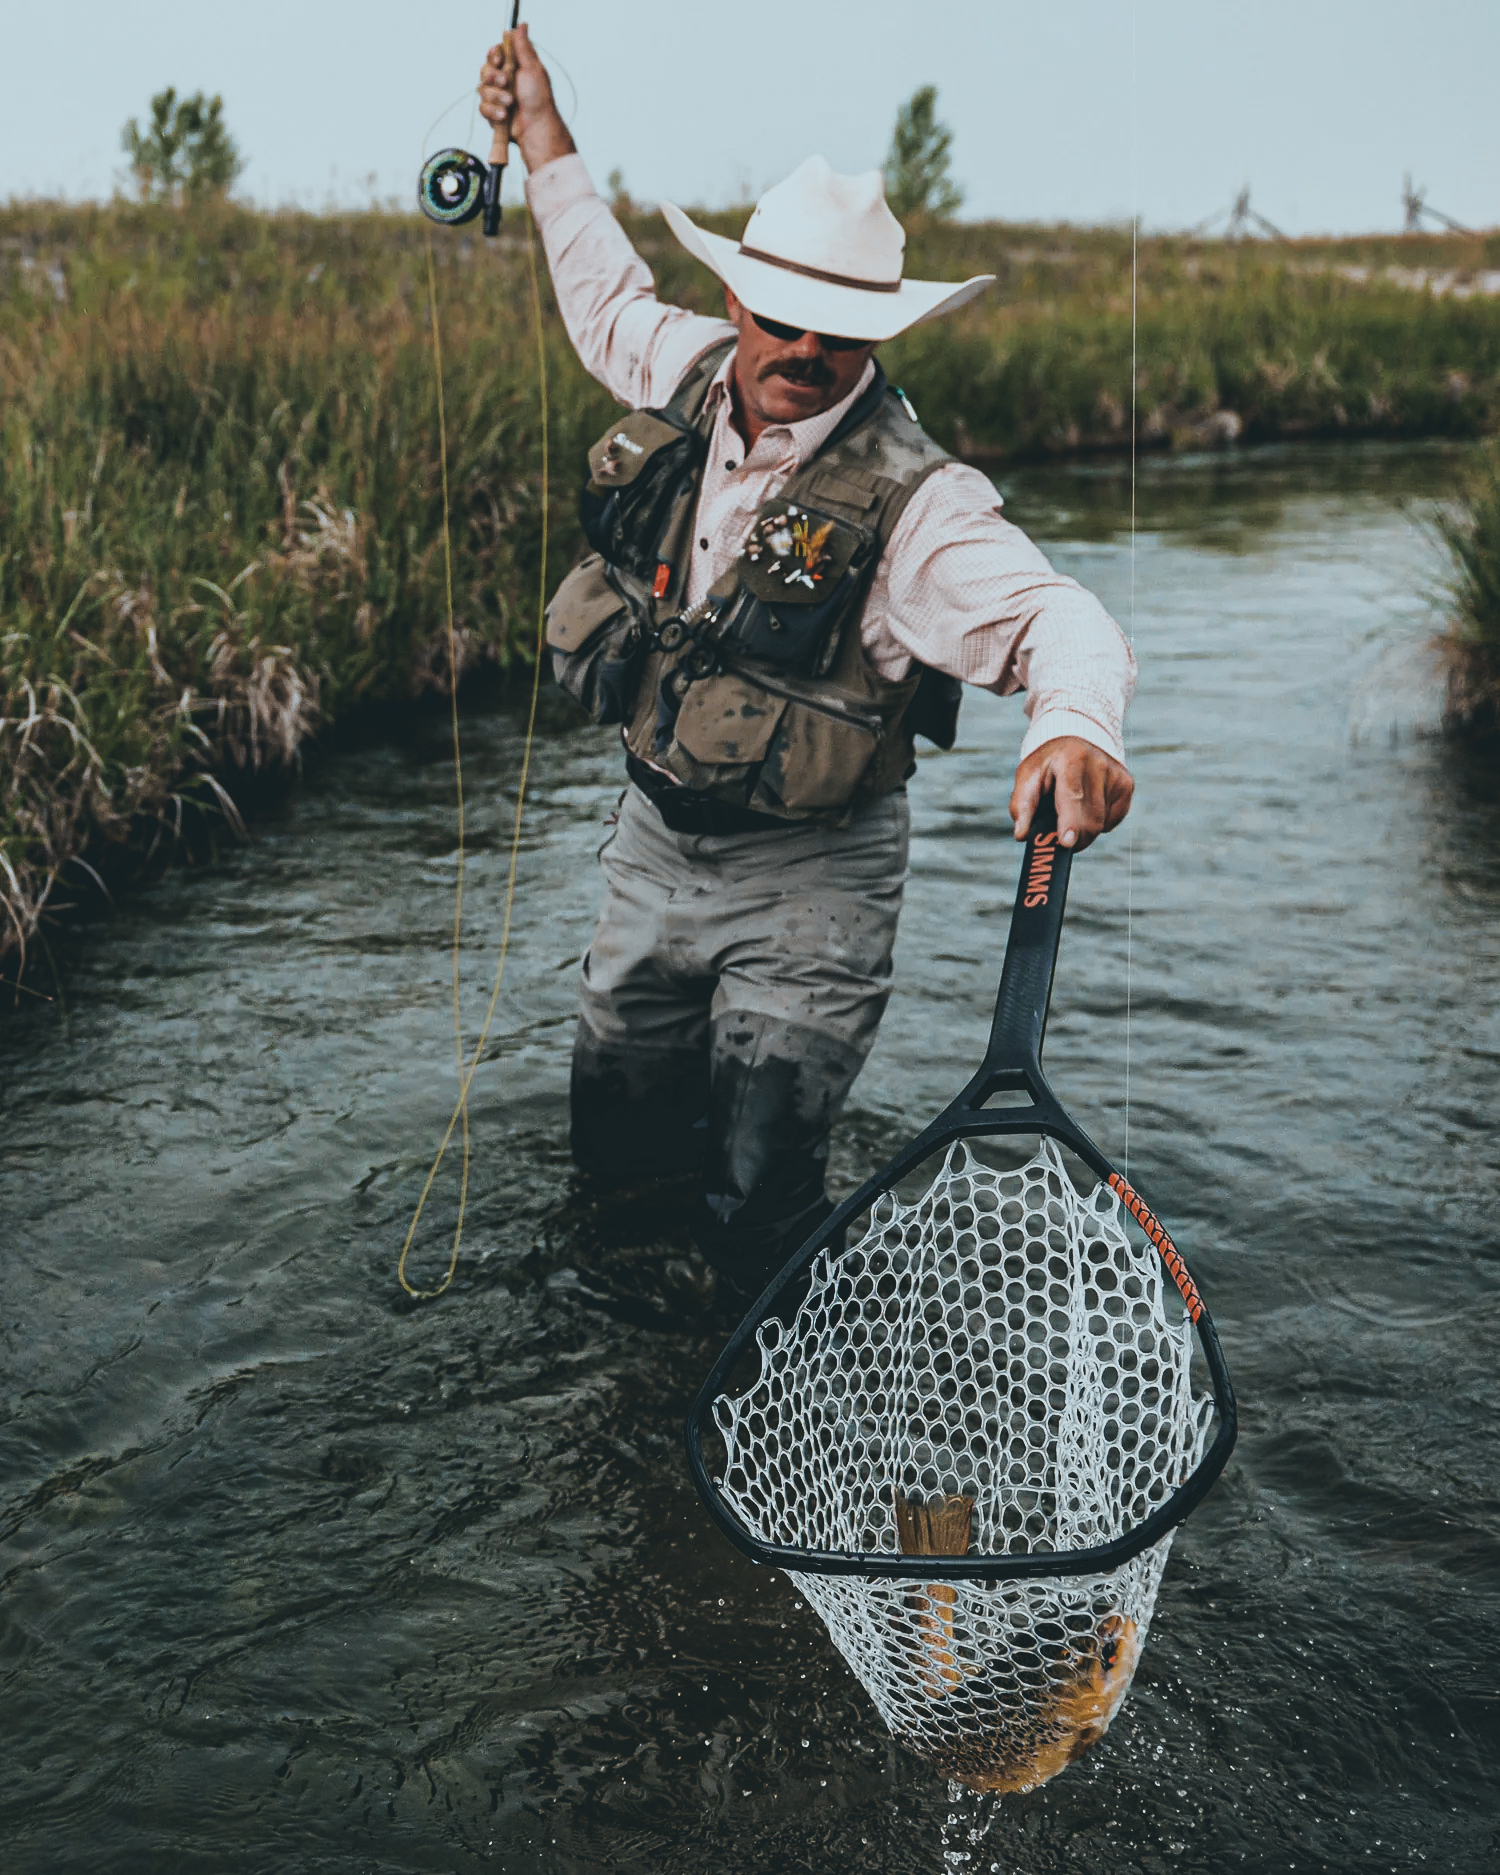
top-left (705, 349), bottom-right (877, 468)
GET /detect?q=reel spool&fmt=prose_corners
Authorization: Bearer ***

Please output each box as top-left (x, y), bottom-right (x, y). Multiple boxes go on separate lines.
top-left (418, 148), bottom-right (490, 228)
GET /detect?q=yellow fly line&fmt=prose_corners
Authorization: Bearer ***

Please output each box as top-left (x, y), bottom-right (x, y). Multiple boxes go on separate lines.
top-left (394, 23), bottom-right (1141, 1295)
top-left (398, 207), bottom-right (551, 1300)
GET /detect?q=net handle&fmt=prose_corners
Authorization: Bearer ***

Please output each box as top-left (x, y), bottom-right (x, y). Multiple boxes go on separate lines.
top-left (978, 790), bottom-right (1073, 1095)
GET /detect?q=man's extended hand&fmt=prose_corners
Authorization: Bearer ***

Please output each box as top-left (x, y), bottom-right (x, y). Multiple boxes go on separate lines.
top-left (478, 23), bottom-right (576, 174)
top-left (1010, 736), bottom-right (1133, 852)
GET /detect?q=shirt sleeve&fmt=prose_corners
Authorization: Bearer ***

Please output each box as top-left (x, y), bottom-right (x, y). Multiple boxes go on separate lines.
top-left (524, 153), bottom-right (737, 410)
top-left (868, 462), bottom-right (1138, 765)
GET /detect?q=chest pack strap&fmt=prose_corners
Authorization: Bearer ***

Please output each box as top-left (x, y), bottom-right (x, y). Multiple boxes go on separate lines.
top-left (667, 336), bottom-right (737, 424)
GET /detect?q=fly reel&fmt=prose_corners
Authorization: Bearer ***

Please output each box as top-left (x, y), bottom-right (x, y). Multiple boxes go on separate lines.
top-left (418, 149), bottom-right (503, 236)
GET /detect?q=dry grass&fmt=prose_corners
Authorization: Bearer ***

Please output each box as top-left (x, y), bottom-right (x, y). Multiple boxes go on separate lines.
top-left (4, 197), bottom-right (1500, 969)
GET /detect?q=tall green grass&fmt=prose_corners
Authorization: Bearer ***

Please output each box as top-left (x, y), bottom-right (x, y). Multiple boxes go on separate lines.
top-left (4, 197), bottom-right (1500, 967)
top-left (1, 200), bottom-right (605, 967)
top-left (647, 210), bottom-right (1500, 451)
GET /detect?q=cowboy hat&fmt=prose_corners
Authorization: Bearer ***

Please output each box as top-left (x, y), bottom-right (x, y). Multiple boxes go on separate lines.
top-left (660, 155), bottom-right (994, 344)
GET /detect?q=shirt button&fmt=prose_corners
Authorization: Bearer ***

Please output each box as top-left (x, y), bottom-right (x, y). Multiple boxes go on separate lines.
top-left (699, 536), bottom-right (709, 550)
top-left (725, 460), bottom-right (737, 471)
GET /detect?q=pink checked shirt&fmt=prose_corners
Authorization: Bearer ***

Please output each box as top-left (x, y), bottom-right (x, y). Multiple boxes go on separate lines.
top-left (526, 156), bottom-right (1136, 765)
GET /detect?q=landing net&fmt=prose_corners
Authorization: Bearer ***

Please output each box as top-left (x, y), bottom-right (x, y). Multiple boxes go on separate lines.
top-left (711, 1139), bottom-right (1215, 1792)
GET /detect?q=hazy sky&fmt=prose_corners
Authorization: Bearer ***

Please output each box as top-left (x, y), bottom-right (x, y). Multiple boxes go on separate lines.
top-left (4, 0), bottom-right (1495, 234)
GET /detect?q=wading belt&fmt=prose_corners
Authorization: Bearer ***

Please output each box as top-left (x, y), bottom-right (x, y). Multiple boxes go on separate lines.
top-left (625, 752), bottom-right (793, 835)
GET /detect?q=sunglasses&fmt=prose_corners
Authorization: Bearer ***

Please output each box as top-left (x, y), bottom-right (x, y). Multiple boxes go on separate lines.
top-left (750, 311), bottom-right (871, 352)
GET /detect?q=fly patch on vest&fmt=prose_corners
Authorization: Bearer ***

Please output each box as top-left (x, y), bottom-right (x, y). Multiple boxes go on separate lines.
top-left (715, 500), bottom-right (869, 672)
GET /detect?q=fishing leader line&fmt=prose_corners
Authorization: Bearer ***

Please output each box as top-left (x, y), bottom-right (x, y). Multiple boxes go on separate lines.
top-left (1123, 0), bottom-right (1139, 1183)
top-left (398, 172), bottom-right (551, 1301)
top-left (417, 46), bottom-right (577, 195)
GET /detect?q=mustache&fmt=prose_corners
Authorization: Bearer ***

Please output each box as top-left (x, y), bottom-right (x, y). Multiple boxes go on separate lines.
top-left (758, 356), bottom-right (835, 389)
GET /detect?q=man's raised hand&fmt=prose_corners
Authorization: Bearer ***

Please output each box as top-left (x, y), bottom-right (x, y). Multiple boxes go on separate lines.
top-left (478, 23), bottom-right (576, 173)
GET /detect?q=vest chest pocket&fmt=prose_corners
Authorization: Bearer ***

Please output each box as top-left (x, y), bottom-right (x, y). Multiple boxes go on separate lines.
top-left (753, 697), bottom-right (882, 814)
top-left (579, 408), bottom-right (703, 588)
top-left (545, 553), bottom-right (647, 726)
top-left (671, 673), bottom-right (788, 768)
top-left (715, 573), bottom-right (857, 673)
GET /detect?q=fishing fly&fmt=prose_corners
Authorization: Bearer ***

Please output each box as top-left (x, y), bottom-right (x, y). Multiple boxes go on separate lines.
top-left (417, 0), bottom-right (521, 237)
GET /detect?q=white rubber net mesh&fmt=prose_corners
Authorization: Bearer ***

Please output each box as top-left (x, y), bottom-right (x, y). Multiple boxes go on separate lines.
top-left (711, 1138), bottom-right (1216, 1792)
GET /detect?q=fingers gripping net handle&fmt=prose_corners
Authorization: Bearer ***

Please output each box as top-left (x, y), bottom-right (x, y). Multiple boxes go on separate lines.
top-left (700, 1138), bottom-right (1220, 1788)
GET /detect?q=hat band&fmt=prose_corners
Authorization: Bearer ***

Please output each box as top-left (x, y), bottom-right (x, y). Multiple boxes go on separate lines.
top-left (736, 243), bottom-right (903, 294)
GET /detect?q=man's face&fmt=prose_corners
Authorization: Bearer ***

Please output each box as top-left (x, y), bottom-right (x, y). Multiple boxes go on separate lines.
top-left (723, 286), bottom-right (876, 432)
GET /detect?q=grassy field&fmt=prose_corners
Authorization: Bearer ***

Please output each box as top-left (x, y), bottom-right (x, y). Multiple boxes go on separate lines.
top-left (4, 196), bottom-right (1500, 971)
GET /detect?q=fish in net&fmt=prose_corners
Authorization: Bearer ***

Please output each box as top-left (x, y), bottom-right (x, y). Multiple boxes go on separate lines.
top-left (713, 1137), bottom-right (1214, 1790)
top-left (686, 798), bottom-right (1236, 1794)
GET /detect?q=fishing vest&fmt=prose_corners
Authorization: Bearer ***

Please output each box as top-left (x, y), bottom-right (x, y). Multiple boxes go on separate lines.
top-left (544, 340), bottom-right (962, 824)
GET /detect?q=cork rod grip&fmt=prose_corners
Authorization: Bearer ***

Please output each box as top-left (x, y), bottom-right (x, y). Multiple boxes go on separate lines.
top-left (487, 31), bottom-right (519, 169)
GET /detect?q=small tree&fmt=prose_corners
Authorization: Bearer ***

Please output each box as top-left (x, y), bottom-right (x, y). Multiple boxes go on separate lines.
top-left (884, 84), bottom-right (963, 221)
top-left (606, 166), bottom-right (635, 214)
top-left (122, 88), bottom-right (243, 203)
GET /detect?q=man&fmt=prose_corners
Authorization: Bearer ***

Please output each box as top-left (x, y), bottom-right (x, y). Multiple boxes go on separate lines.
top-left (480, 30), bottom-right (1135, 1297)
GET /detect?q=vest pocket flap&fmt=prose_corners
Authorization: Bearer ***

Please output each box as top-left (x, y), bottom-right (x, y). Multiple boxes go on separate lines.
top-left (672, 675), bottom-right (788, 768)
top-left (587, 412), bottom-right (691, 490)
top-left (739, 501), bottom-right (866, 605)
top-left (545, 554), bottom-right (628, 653)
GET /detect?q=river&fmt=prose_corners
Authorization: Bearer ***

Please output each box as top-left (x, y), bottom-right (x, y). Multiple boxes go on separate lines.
top-left (3, 442), bottom-right (1497, 1874)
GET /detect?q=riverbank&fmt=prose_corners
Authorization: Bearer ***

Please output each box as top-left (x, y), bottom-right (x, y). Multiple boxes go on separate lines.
top-left (2, 199), bottom-right (571, 972)
top-left (4, 198), bottom-right (1499, 971)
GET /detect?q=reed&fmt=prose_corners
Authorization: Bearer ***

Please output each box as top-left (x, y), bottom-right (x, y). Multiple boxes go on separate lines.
top-left (3, 197), bottom-right (1499, 968)
top-left (1435, 445), bottom-right (1500, 729)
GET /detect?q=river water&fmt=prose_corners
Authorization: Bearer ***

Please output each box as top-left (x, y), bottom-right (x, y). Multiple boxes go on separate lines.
top-left (3, 443), bottom-right (1498, 1874)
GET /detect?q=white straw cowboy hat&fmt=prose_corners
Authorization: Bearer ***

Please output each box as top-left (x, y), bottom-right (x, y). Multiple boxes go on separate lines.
top-left (661, 156), bottom-right (995, 343)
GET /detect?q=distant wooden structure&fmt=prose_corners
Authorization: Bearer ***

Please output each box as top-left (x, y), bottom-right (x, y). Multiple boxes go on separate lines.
top-left (1193, 186), bottom-right (1286, 242)
top-left (1402, 174), bottom-right (1472, 236)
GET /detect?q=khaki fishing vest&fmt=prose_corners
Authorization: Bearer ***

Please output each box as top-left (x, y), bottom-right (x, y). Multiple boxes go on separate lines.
top-left (545, 340), bottom-right (960, 824)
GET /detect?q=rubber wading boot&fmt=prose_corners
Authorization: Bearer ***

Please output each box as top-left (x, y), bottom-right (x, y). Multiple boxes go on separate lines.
top-left (696, 1191), bottom-right (848, 1324)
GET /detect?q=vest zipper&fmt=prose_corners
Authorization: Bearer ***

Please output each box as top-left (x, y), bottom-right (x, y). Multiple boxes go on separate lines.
top-left (718, 657), bottom-right (884, 737)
